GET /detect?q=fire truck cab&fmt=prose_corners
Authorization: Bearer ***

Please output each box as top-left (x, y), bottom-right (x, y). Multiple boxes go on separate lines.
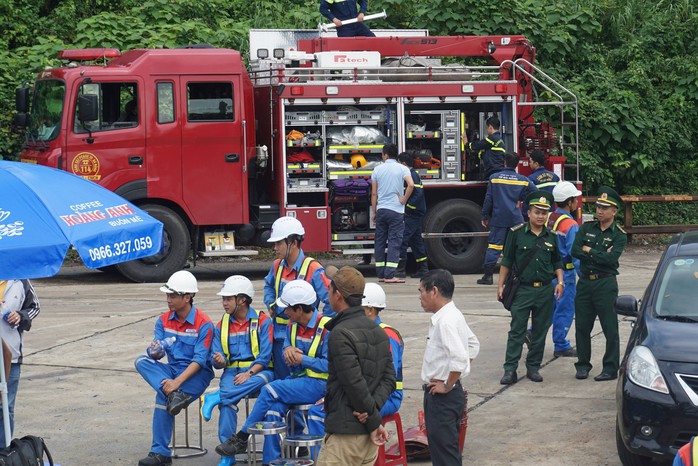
top-left (16, 29), bottom-right (578, 282)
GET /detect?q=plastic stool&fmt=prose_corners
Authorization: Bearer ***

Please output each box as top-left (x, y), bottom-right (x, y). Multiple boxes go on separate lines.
top-left (170, 397), bottom-right (207, 458)
top-left (283, 434), bottom-right (323, 461)
top-left (247, 421), bottom-right (288, 466)
top-left (375, 413), bottom-right (407, 466)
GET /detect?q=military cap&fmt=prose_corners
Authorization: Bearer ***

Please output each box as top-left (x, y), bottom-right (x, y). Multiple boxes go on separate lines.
top-left (596, 186), bottom-right (622, 208)
top-left (526, 190), bottom-right (554, 211)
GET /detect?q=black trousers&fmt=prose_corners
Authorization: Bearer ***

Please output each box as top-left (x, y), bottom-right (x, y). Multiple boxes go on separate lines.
top-left (423, 381), bottom-right (464, 466)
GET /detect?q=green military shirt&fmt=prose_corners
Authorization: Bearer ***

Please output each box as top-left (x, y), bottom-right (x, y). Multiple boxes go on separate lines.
top-left (571, 221), bottom-right (627, 276)
top-left (501, 223), bottom-right (562, 282)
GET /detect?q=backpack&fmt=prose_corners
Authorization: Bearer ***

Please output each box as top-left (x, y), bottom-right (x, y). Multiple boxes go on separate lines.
top-left (0, 435), bottom-right (53, 466)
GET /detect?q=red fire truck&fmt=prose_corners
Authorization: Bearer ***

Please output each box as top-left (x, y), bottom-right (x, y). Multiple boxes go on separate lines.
top-left (15, 29), bottom-right (578, 282)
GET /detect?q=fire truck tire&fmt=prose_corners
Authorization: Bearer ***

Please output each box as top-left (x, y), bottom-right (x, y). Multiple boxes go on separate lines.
top-left (115, 204), bottom-right (190, 283)
top-left (423, 199), bottom-right (486, 274)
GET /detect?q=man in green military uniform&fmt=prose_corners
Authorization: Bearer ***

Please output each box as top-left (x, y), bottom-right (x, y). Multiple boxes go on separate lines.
top-left (571, 186), bottom-right (627, 382)
top-left (497, 191), bottom-right (564, 384)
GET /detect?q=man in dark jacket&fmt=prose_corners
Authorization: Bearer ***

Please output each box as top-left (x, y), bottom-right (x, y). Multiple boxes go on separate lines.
top-left (317, 266), bottom-right (395, 465)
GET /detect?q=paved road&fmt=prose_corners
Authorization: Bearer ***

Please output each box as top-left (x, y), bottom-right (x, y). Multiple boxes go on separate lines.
top-left (14, 248), bottom-right (663, 465)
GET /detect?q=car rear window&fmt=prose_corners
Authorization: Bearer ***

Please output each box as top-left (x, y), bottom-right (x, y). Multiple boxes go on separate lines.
top-left (655, 257), bottom-right (698, 317)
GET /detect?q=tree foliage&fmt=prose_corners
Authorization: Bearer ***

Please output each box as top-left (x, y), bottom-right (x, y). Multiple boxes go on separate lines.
top-left (1, 0), bottom-right (697, 215)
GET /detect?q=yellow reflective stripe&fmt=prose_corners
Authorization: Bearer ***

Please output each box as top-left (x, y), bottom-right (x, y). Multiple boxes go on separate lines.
top-left (222, 314), bottom-right (231, 362)
top-left (305, 316), bottom-right (332, 380)
top-left (298, 256), bottom-right (314, 280)
top-left (275, 316), bottom-right (290, 325)
top-left (565, 263), bottom-right (575, 270)
top-left (414, 183), bottom-right (423, 188)
top-left (406, 204), bottom-right (416, 209)
top-left (396, 381), bottom-right (403, 390)
top-left (222, 311), bottom-right (262, 369)
top-left (491, 179), bottom-right (530, 186)
top-left (691, 437), bottom-right (698, 465)
top-left (229, 360), bottom-right (254, 368)
top-left (488, 243), bottom-right (504, 250)
top-left (385, 261), bottom-right (399, 268)
top-left (375, 261), bottom-right (386, 267)
top-left (415, 256), bottom-right (427, 262)
top-left (491, 147), bottom-right (506, 152)
top-left (536, 182), bottom-right (558, 188)
top-left (274, 260), bottom-right (284, 300)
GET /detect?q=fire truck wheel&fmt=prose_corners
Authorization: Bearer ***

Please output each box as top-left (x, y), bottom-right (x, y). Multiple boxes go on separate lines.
top-left (423, 199), bottom-right (486, 274)
top-left (115, 204), bottom-right (190, 283)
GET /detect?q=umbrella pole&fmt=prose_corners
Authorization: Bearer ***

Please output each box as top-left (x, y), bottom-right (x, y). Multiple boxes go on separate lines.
top-left (0, 336), bottom-right (10, 448)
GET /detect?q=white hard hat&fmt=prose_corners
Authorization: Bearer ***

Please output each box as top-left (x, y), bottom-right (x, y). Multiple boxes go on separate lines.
top-left (552, 181), bottom-right (582, 203)
top-left (217, 275), bottom-right (255, 299)
top-left (268, 216), bottom-right (305, 243)
top-left (160, 270), bottom-right (198, 294)
top-left (362, 283), bottom-right (386, 309)
top-left (275, 279), bottom-right (317, 308)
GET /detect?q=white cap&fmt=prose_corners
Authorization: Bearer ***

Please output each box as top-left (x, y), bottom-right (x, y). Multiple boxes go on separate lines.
top-left (160, 270), bottom-right (198, 294)
top-left (268, 216), bottom-right (305, 243)
top-left (552, 181), bottom-right (582, 203)
top-left (362, 283), bottom-right (386, 309)
top-left (275, 280), bottom-right (317, 308)
top-left (217, 275), bottom-right (255, 299)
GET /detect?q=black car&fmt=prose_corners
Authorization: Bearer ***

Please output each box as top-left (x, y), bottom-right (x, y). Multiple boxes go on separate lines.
top-left (615, 231), bottom-right (698, 465)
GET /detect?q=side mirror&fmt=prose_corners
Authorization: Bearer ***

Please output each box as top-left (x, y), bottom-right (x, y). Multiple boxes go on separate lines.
top-left (78, 94), bottom-right (99, 122)
top-left (615, 295), bottom-right (639, 317)
top-left (15, 87), bottom-right (30, 113)
top-left (13, 113), bottom-right (30, 127)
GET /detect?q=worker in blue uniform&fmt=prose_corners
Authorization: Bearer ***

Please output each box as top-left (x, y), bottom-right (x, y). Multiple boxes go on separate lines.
top-left (527, 150), bottom-right (560, 193)
top-left (396, 151), bottom-right (428, 279)
top-left (135, 271), bottom-right (215, 466)
top-left (306, 282), bottom-right (403, 447)
top-left (319, 0), bottom-right (376, 37)
top-left (216, 280), bottom-right (330, 464)
top-left (478, 152), bottom-right (535, 285)
top-left (548, 182), bottom-right (582, 358)
top-left (200, 276), bottom-right (274, 466)
top-left (462, 115), bottom-right (507, 178)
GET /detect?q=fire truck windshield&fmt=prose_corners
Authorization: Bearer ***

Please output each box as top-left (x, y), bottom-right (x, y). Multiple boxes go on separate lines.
top-left (27, 79), bottom-right (65, 144)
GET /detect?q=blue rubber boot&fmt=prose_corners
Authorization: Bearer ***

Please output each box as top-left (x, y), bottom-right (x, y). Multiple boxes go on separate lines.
top-left (201, 390), bottom-right (221, 422)
top-left (217, 455), bottom-right (235, 466)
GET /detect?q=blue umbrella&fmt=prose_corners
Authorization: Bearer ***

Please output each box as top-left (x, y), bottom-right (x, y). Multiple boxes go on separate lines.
top-left (0, 160), bottom-right (163, 280)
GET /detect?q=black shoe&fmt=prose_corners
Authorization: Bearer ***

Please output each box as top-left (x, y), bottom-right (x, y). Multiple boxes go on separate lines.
top-left (166, 390), bottom-right (191, 416)
top-left (575, 369), bottom-right (589, 380)
top-left (594, 372), bottom-right (617, 382)
top-left (554, 348), bottom-right (578, 358)
top-left (500, 371), bottom-right (518, 385)
top-left (477, 274), bottom-right (493, 285)
top-left (526, 370), bottom-right (543, 382)
top-left (410, 262), bottom-right (429, 279)
top-left (138, 452), bottom-right (172, 466)
top-left (395, 259), bottom-right (406, 278)
top-left (216, 434), bottom-right (248, 457)
top-left (524, 329), bottom-right (533, 350)
top-left (296, 446), bottom-right (310, 457)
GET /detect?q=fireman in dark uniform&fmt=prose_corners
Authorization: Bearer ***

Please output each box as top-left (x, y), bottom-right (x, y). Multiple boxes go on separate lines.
top-left (572, 186), bottom-right (627, 382)
top-left (462, 115), bottom-right (507, 178)
top-left (396, 152), bottom-right (428, 278)
top-left (527, 150), bottom-right (560, 193)
top-left (478, 153), bottom-right (535, 285)
top-left (319, 0), bottom-right (376, 37)
top-left (498, 191), bottom-right (564, 385)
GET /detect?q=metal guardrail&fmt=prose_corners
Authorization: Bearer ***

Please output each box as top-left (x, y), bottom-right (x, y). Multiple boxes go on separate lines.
top-left (585, 195), bottom-right (698, 234)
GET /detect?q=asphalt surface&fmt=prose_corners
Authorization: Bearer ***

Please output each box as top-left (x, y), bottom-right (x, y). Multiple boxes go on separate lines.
top-left (13, 248), bottom-right (665, 465)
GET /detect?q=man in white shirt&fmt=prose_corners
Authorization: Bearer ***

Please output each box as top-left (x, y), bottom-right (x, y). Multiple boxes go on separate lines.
top-left (419, 269), bottom-right (479, 466)
top-left (371, 143), bottom-right (414, 283)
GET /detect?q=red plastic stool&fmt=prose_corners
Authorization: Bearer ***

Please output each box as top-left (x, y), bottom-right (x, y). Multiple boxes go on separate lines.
top-left (375, 412), bottom-right (407, 466)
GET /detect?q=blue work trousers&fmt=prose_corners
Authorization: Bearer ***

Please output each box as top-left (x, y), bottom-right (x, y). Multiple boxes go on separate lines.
top-left (134, 355), bottom-right (213, 456)
top-left (552, 273), bottom-right (577, 352)
top-left (399, 214), bottom-right (427, 262)
top-left (0, 363), bottom-right (21, 443)
top-left (218, 368), bottom-right (274, 443)
top-left (337, 22), bottom-right (375, 37)
top-left (375, 209), bottom-right (405, 279)
top-left (484, 226), bottom-right (508, 270)
top-left (242, 377), bottom-right (326, 464)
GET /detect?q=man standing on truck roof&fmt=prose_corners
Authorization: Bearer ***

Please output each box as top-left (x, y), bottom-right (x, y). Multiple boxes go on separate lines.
top-left (478, 152), bottom-right (535, 286)
top-left (320, 0), bottom-right (377, 37)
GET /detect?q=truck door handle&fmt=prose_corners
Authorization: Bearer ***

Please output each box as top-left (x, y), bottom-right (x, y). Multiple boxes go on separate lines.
top-left (129, 156), bottom-right (143, 165)
top-left (225, 153), bottom-right (240, 163)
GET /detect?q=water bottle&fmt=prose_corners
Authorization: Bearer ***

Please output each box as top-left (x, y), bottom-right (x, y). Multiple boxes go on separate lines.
top-left (148, 336), bottom-right (176, 356)
top-left (2, 311), bottom-right (17, 328)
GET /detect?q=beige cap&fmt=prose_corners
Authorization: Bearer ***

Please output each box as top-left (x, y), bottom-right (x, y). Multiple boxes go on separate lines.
top-left (331, 266), bottom-right (365, 300)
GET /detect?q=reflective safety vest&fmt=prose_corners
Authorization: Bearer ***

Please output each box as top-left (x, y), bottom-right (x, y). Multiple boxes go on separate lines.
top-left (547, 211), bottom-right (577, 270)
top-left (273, 256), bottom-right (319, 326)
top-left (291, 315), bottom-right (331, 380)
top-left (379, 323), bottom-right (404, 390)
top-left (678, 437), bottom-right (698, 466)
top-left (221, 309), bottom-right (272, 369)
